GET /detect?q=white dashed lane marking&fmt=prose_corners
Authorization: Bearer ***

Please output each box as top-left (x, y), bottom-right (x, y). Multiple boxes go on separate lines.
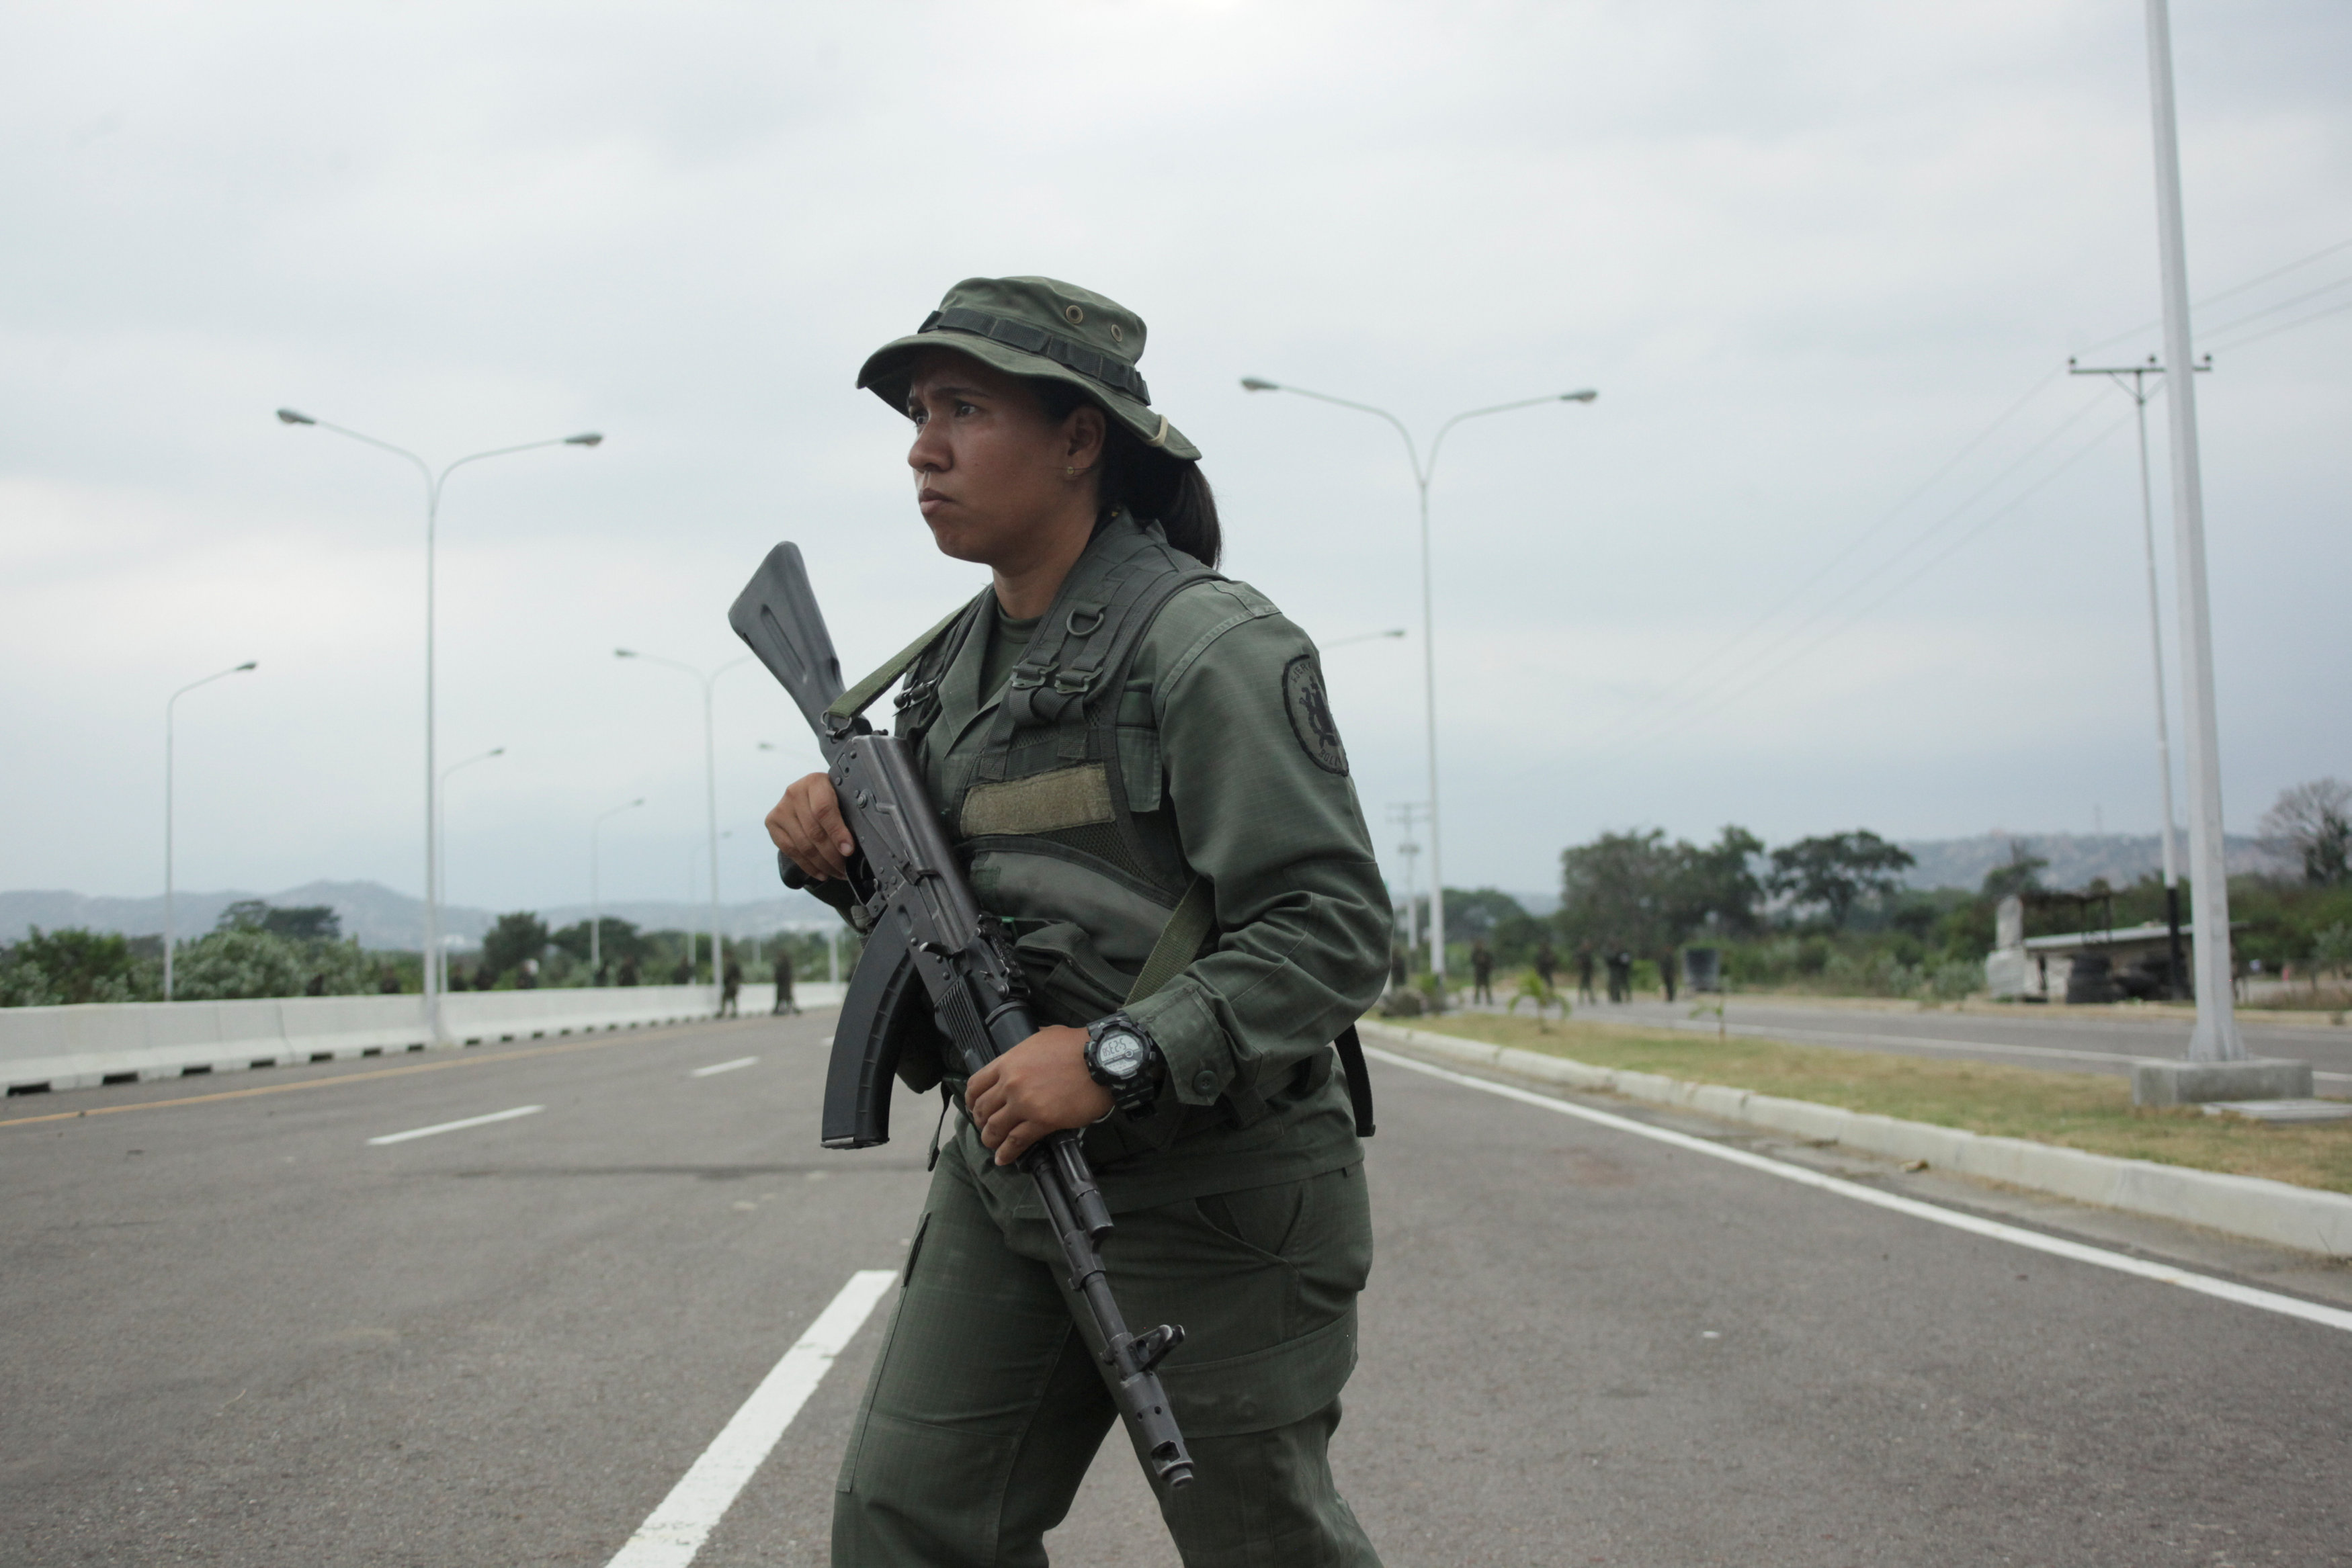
top-left (364, 1104), bottom-right (545, 1145)
top-left (690, 1057), bottom-right (760, 1078)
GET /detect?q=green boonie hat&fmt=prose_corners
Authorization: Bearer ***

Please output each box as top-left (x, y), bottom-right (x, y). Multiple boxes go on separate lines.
top-left (856, 275), bottom-right (1201, 463)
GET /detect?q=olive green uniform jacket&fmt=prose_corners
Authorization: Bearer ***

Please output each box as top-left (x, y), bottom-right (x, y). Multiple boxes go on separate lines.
top-left (837, 515), bottom-right (1390, 1211)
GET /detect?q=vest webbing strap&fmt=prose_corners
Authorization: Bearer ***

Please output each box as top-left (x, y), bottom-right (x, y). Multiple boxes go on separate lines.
top-left (825, 601), bottom-right (975, 725)
top-left (1124, 877), bottom-right (1215, 1006)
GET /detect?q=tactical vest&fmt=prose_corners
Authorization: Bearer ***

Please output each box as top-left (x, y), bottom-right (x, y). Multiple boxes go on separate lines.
top-left (857, 512), bottom-right (1373, 1161)
top-left (900, 514), bottom-right (1215, 984)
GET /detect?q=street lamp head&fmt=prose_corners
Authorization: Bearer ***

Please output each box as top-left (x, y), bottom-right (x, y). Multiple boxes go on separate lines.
top-left (614, 648), bottom-right (636, 659)
top-left (276, 408), bottom-right (316, 426)
top-left (630, 797), bottom-right (644, 807)
top-left (489, 747), bottom-right (506, 757)
top-left (1560, 390), bottom-right (1599, 403)
top-left (564, 432), bottom-right (604, 447)
top-left (235, 660), bottom-right (258, 671)
top-left (1240, 377), bottom-right (1279, 392)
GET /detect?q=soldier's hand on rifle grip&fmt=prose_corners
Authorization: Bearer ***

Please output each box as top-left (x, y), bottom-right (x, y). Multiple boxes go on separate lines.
top-left (765, 772), bottom-right (857, 882)
top-left (966, 1027), bottom-right (1111, 1166)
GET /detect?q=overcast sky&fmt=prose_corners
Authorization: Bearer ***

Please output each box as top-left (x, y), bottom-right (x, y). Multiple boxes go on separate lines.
top-left (3, 0), bottom-right (2347, 917)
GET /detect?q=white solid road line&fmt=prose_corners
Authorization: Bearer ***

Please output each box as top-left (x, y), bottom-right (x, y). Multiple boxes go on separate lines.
top-left (690, 1057), bottom-right (760, 1078)
top-left (364, 1104), bottom-right (544, 1146)
top-left (1365, 1045), bottom-right (2352, 1337)
top-left (607, 1268), bottom-right (899, 1568)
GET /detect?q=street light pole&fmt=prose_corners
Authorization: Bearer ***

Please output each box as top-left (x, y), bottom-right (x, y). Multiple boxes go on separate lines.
top-left (615, 650), bottom-right (755, 989)
top-left (2068, 356), bottom-right (2210, 999)
top-left (1242, 379), bottom-right (1596, 984)
top-left (163, 660), bottom-right (257, 1000)
top-left (435, 746), bottom-right (505, 994)
top-left (2140, 0), bottom-right (2244, 1061)
top-left (276, 410), bottom-right (601, 1041)
top-left (591, 797), bottom-right (645, 978)
top-left (1388, 801), bottom-right (1427, 962)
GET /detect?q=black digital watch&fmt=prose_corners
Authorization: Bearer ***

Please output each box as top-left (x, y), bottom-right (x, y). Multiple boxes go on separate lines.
top-left (1083, 1011), bottom-right (1164, 1119)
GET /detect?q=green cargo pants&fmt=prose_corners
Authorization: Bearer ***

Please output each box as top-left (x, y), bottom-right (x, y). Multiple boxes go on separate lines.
top-left (832, 1151), bottom-right (1383, 1567)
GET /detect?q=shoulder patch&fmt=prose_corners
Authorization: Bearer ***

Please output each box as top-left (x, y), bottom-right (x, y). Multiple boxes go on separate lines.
top-left (1282, 655), bottom-right (1349, 775)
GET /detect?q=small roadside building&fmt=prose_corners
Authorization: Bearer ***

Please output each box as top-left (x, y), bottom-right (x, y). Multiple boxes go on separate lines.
top-left (1982, 895), bottom-right (2212, 1002)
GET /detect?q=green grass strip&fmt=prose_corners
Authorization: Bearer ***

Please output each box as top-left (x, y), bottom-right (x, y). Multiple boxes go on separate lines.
top-left (1394, 1012), bottom-right (2352, 1196)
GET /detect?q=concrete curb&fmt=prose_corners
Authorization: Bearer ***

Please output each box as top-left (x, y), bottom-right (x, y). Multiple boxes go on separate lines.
top-left (1361, 1020), bottom-right (2352, 1260)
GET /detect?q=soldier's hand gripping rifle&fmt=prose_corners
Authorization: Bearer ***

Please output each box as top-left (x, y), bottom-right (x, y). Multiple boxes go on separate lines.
top-left (729, 543), bottom-right (1194, 1490)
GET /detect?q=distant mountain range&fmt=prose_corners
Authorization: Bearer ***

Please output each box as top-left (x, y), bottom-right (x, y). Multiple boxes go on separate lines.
top-left (1893, 832), bottom-right (2285, 894)
top-left (1, 879), bottom-right (839, 950)
top-left (4, 832), bottom-right (2294, 947)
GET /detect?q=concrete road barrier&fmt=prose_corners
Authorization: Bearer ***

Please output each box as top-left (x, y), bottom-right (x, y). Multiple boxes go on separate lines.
top-left (1364, 1020), bottom-right (2352, 1260)
top-left (1, 982), bottom-right (847, 1096)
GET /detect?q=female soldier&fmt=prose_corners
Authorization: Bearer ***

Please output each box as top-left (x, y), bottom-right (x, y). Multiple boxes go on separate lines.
top-left (766, 275), bottom-right (1388, 1567)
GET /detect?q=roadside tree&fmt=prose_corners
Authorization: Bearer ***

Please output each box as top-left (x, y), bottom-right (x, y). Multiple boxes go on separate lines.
top-left (2260, 779), bottom-right (2351, 887)
top-left (1768, 830), bottom-right (1916, 929)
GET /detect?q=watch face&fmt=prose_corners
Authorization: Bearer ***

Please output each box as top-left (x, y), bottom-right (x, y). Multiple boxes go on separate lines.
top-left (1095, 1031), bottom-right (1147, 1078)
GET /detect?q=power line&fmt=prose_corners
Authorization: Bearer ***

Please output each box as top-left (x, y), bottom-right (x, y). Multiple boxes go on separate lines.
top-left (2197, 268), bottom-right (2352, 339)
top-left (2204, 290), bottom-right (2352, 353)
top-left (2073, 235), bottom-right (2352, 354)
top-left (1588, 387), bottom-right (2114, 760)
top-left (1609, 406), bottom-right (2138, 756)
top-left (1587, 243), bottom-right (2352, 765)
top-left (1572, 369), bottom-right (2065, 752)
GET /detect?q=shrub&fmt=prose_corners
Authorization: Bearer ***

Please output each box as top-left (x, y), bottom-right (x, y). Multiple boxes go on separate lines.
top-left (0, 927), bottom-right (144, 1006)
top-left (172, 928), bottom-right (372, 1000)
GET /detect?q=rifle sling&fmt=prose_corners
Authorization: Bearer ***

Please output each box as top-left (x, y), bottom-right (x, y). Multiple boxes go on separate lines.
top-left (826, 601), bottom-right (972, 726)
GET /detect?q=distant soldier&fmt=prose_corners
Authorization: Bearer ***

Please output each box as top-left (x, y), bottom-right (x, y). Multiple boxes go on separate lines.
top-left (618, 955), bottom-right (641, 988)
top-left (772, 948), bottom-right (798, 1015)
top-left (1577, 947), bottom-right (1597, 1004)
top-left (671, 955), bottom-right (694, 986)
top-left (1470, 939), bottom-right (1495, 1006)
top-left (1535, 942), bottom-right (1558, 992)
top-left (1658, 948), bottom-right (1677, 1003)
top-left (1606, 949), bottom-right (1632, 1004)
top-left (720, 956), bottom-right (743, 1017)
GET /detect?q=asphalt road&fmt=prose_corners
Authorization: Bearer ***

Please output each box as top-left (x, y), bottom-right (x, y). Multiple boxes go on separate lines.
top-left (1507, 992), bottom-right (2352, 1088)
top-left (6, 1010), bottom-right (2350, 1566)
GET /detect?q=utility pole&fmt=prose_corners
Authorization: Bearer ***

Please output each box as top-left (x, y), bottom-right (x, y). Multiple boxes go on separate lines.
top-left (589, 797), bottom-right (644, 979)
top-left (2068, 353), bottom-right (2208, 1000)
top-left (1388, 802), bottom-right (1427, 965)
top-left (2141, 0), bottom-right (2244, 1065)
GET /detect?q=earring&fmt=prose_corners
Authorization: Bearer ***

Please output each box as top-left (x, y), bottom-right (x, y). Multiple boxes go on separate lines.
top-left (1064, 465), bottom-right (1078, 480)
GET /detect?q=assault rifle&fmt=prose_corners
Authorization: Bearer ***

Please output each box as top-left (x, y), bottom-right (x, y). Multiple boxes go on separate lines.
top-left (728, 543), bottom-right (1195, 1489)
